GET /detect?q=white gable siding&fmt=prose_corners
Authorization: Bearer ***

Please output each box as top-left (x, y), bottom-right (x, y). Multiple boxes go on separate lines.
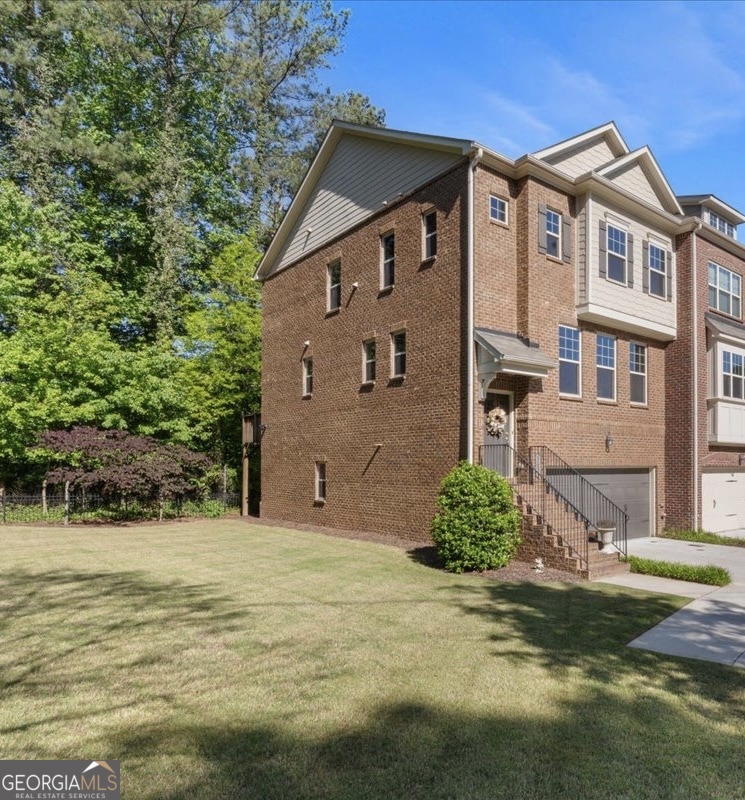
top-left (273, 135), bottom-right (462, 273)
top-left (541, 138), bottom-right (617, 179)
top-left (580, 196), bottom-right (676, 338)
top-left (603, 163), bottom-right (664, 211)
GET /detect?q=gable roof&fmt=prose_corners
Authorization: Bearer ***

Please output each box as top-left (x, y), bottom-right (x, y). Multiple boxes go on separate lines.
top-left (257, 119), bottom-right (739, 280)
top-left (256, 122), bottom-right (477, 280)
top-left (532, 121), bottom-right (629, 165)
top-left (594, 147), bottom-right (682, 215)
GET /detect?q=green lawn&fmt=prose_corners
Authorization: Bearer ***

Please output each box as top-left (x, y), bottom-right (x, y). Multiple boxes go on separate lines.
top-left (1, 520), bottom-right (743, 800)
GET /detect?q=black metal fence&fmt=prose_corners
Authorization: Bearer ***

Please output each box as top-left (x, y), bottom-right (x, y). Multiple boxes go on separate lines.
top-left (0, 491), bottom-right (240, 525)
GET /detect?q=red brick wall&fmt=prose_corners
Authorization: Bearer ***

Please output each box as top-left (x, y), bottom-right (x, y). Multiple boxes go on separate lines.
top-left (473, 171), bottom-right (667, 533)
top-left (668, 233), bottom-right (745, 529)
top-left (665, 231), bottom-right (697, 529)
top-left (260, 164), bottom-right (469, 541)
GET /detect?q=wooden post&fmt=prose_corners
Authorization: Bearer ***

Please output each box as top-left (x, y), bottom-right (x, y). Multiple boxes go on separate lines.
top-left (241, 415), bottom-right (250, 516)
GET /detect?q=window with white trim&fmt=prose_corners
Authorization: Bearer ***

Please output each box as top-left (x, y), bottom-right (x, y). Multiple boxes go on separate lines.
top-left (723, 351), bottom-right (744, 399)
top-left (302, 357), bottom-right (313, 396)
top-left (649, 244), bottom-right (667, 299)
top-left (558, 325), bottom-right (580, 397)
top-left (629, 343), bottom-right (647, 405)
top-left (708, 210), bottom-right (736, 239)
top-left (545, 209), bottom-right (561, 258)
top-left (539, 205), bottom-right (570, 262)
top-left (363, 339), bottom-right (376, 383)
top-left (708, 262), bottom-right (741, 318)
top-left (381, 232), bottom-right (395, 288)
top-left (315, 461), bottom-right (326, 501)
top-left (391, 331), bottom-right (406, 377)
top-left (596, 334), bottom-right (616, 401)
top-left (423, 210), bottom-right (437, 260)
top-left (607, 224), bottom-right (627, 284)
top-left (489, 195), bottom-right (507, 224)
top-left (327, 260), bottom-right (341, 311)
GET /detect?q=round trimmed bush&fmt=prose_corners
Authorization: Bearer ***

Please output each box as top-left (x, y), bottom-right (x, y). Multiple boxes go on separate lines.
top-left (431, 462), bottom-right (521, 573)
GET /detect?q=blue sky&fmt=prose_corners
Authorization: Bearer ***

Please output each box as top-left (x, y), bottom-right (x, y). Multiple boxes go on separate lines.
top-left (327, 0), bottom-right (745, 215)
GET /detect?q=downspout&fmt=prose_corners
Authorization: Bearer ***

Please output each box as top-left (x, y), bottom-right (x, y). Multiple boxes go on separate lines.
top-left (691, 222), bottom-right (702, 529)
top-left (467, 147), bottom-right (484, 463)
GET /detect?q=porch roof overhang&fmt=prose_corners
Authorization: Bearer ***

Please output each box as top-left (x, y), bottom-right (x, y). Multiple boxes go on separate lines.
top-left (475, 328), bottom-right (557, 400)
top-left (706, 312), bottom-right (745, 347)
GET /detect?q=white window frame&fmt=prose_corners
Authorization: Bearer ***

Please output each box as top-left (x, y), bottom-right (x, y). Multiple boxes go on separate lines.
top-left (708, 210), bottom-right (736, 239)
top-left (363, 339), bottom-right (376, 384)
top-left (302, 357), bottom-right (313, 397)
top-left (629, 342), bottom-right (647, 405)
top-left (722, 350), bottom-right (745, 400)
top-left (489, 195), bottom-right (508, 225)
top-left (546, 209), bottom-right (561, 259)
top-left (327, 260), bottom-right (341, 311)
top-left (648, 244), bottom-right (667, 299)
top-left (391, 330), bottom-right (406, 378)
top-left (381, 232), bottom-right (395, 289)
top-left (607, 224), bottom-right (627, 285)
top-left (315, 461), bottom-right (326, 502)
top-left (558, 325), bottom-right (581, 398)
top-left (422, 210), bottom-right (437, 260)
top-left (596, 334), bottom-right (616, 401)
top-left (708, 261), bottom-right (742, 319)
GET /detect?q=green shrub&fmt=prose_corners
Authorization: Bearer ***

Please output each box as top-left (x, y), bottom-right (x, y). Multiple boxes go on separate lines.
top-left (661, 528), bottom-right (745, 548)
top-left (626, 556), bottom-right (731, 586)
top-left (431, 462), bottom-right (521, 573)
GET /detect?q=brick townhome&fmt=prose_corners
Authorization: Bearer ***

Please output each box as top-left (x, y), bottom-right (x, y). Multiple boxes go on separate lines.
top-left (256, 121), bottom-right (745, 563)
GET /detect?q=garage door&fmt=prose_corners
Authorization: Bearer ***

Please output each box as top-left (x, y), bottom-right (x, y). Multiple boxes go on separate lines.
top-left (578, 468), bottom-right (652, 539)
top-left (702, 472), bottom-right (745, 532)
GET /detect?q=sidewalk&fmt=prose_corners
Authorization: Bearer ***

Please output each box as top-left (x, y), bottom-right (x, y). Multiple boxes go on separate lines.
top-left (594, 537), bottom-right (745, 668)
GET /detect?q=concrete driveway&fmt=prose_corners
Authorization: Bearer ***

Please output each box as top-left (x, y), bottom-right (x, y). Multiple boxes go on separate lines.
top-left (596, 537), bottom-right (745, 668)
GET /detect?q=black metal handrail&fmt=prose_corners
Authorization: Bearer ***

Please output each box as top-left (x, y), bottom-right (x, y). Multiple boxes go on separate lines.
top-left (529, 445), bottom-right (628, 558)
top-left (480, 443), bottom-right (590, 572)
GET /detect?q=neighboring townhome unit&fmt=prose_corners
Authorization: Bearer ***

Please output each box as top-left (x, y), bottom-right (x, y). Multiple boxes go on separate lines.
top-left (257, 120), bottom-right (737, 566)
top-left (668, 195), bottom-right (745, 532)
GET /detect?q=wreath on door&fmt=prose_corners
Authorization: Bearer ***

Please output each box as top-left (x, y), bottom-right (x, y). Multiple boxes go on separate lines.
top-left (485, 407), bottom-right (507, 438)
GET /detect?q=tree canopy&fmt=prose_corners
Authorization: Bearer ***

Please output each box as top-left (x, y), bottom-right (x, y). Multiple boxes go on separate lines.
top-left (0, 0), bottom-right (384, 485)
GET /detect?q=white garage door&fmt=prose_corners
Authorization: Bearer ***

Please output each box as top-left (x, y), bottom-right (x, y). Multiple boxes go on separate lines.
top-left (702, 472), bottom-right (745, 532)
top-left (578, 468), bottom-right (652, 539)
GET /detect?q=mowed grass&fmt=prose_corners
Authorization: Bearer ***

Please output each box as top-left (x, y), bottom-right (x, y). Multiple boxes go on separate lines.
top-left (1, 521), bottom-right (744, 800)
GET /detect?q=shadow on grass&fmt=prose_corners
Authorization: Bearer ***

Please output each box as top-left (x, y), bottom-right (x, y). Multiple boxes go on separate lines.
top-left (443, 579), bottom-right (745, 704)
top-left (110, 689), bottom-right (745, 800)
top-left (0, 569), bottom-right (243, 699)
top-left (405, 546), bottom-right (443, 570)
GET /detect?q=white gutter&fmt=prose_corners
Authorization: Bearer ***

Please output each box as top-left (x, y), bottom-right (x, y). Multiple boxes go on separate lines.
top-left (692, 222), bottom-right (702, 529)
top-left (467, 147), bottom-right (483, 463)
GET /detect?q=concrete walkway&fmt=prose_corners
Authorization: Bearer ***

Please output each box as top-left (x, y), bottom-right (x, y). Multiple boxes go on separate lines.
top-left (595, 537), bottom-right (745, 668)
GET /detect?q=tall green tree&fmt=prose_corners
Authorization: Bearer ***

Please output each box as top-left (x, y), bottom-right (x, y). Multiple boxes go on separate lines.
top-left (179, 238), bottom-right (262, 465)
top-left (0, 0), bottom-right (384, 481)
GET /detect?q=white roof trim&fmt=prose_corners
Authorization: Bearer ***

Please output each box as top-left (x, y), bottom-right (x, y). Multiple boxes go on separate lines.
top-left (678, 194), bottom-right (745, 225)
top-left (595, 147), bottom-right (682, 215)
top-left (475, 329), bottom-right (557, 374)
top-left (532, 121), bottom-right (629, 161)
top-left (256, 121), bottom-right (476, 280)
